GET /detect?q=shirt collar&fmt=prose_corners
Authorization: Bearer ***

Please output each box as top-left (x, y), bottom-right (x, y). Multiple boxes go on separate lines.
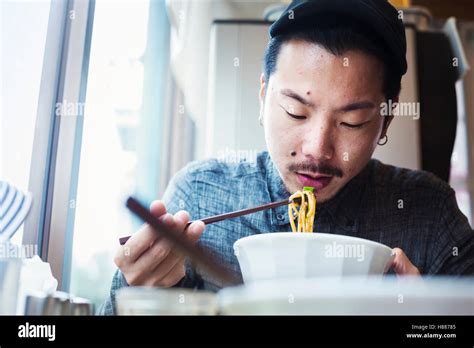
top-left (264, 152), bottom-right (373, 231)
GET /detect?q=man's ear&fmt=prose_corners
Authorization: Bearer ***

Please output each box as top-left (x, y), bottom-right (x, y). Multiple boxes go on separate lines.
top-left (259, 73), bottom-right (266, 122)
top-left (382, 116), bottom-right (394, 137)
top-left (381, 96), bottom-right (398, 137)
top-left (259, 73), bottom-right (266, 103)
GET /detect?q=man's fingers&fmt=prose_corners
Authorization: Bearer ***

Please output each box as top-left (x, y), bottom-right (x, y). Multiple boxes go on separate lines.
top-left (146, 217), bottom-right (202, 280)
top-left (152, 253), bottom-right (186, 285)
top-left (391, 247), bottom-right (421, 276)
top-left (121, 213), bottom-right (174, 262)
top-left (115, 204), bottom-right (202, 288)
top-left (134, 235), bottom-right (173, 275)
top-left (186, 220), bottom-right (205, 242)
top-left (118, 202), bottom-right (168, 263)
top-left (150, 200), bottom-right (167, 217)
top-left (127, 212), bottom-right (189, 270)
top-left (151, 260), bottom-right (187, 288)
top-left (174, 210), bottom-right (190, 232)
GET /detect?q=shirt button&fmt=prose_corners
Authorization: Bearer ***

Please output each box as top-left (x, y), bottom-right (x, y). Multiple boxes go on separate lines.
top-left (276, 214), bottom-right (284, 220)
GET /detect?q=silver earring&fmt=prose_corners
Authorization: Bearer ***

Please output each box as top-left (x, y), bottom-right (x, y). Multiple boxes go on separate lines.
top-left (378, 135), bottom-right (388, 146)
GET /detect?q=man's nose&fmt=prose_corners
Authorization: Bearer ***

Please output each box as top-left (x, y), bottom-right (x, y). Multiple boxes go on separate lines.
top-left (301, 121), bottom-right (334, 161)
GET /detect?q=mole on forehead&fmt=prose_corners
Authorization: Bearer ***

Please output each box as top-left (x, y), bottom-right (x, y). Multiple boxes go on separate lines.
top-left (306, 91), bottom-right (311, 95)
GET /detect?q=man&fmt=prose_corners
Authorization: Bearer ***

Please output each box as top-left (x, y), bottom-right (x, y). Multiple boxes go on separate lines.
top-left (100, 0), bottom-right (474, 315)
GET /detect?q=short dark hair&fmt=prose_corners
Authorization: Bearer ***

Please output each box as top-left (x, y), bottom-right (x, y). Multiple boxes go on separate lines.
top-left (263, 18), bottom-right (402, 101)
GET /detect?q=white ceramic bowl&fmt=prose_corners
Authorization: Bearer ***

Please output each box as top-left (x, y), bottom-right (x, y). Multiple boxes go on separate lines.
top-left (233, 232), bottom-right (394, 283)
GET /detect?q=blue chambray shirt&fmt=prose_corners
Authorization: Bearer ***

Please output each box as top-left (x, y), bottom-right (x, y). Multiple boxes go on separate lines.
top-left (99, 151), bottom-right (474, 315)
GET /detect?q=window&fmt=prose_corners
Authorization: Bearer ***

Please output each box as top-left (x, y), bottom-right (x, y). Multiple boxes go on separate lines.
top-left (68, 0), bottom-right (154, 308)
top-left (0, 0), bottom-right (51, 244)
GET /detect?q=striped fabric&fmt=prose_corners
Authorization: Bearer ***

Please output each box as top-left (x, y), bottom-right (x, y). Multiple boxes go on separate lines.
top-left (0, 181), bottom-right (33, 242)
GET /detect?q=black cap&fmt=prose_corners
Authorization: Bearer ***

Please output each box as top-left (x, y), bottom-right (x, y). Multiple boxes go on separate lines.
top-left (269, 0), bottom-right (407, 76)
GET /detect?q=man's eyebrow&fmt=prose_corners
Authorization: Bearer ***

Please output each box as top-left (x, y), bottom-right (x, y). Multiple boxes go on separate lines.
top-left (280, 89), bottom-right (315, 108)
top-left (338, 101), bottom-right (376, 112)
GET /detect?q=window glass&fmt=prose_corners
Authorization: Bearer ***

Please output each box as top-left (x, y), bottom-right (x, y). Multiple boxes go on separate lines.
top-left (69, 0), bottom-right (150, 307)
top-left (0, 0), bottom-right (51, 244)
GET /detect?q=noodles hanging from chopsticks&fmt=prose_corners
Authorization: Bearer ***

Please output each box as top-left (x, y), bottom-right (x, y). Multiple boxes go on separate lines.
top-left (288, 187), bottom-right (316, 233)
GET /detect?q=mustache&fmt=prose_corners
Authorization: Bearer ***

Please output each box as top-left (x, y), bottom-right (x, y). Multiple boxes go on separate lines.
top-left (287, 162), bottom-right (343, 178)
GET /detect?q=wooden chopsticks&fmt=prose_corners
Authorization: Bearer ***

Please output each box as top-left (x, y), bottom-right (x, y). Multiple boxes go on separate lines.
top-left (119, 198), bottom-right (294, 246)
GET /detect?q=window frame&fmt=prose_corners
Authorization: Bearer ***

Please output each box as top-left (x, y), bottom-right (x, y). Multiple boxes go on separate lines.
top-left (23, 0), bottom-right (96, 291)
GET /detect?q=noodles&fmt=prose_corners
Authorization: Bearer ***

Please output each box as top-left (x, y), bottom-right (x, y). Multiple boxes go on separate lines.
top-left (288, 186), bottom-right (316, 233)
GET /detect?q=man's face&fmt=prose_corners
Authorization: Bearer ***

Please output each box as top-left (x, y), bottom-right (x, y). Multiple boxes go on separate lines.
top-left (260, 40), bottom-right (389, 202)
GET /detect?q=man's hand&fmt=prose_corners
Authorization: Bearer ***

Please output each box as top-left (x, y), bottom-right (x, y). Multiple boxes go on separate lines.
top-left (389, 247), bottom-right (421, 276)
top-left (114, 200), bottom-right (205, 287)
